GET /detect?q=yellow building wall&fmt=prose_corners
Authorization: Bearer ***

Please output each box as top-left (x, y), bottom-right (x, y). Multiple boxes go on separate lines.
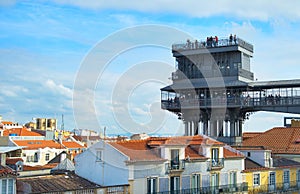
top-left (244, 170), bottom-right (269, 187)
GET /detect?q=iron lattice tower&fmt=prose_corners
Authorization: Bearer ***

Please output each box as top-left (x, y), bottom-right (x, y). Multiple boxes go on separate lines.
top-left (161, 36), bottom-right (300, 145)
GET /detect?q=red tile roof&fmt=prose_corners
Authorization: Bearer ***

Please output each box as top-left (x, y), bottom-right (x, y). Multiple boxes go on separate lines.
top-left (3, 127), bottom-right (42, 136)
top-left (62, 141), bottom-right (85, 149)
top-left (6, 158), bottom-right (23, 165)
top-left (23, 163), bottom-right (58, 171)
top-left (243, 127), bottom-right (300, 154)
top-left (109, 140), bottom-right (164, 162)
top-left (0, 165), bottom-right (17, 177)
top-left (223, 147), bottom-right (244, 158)
top-left (13, 140), bottom-right (64, 150)
top-left (1, 121), bottom-right (13, 125)
top-left (109, 135), bottom-right (241, 162)
top-left (243, 132), bottom-right (263, 141)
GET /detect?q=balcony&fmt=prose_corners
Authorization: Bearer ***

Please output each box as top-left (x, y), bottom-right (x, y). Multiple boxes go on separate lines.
top-left (248, 181), bottom-right (300, 193)
top-left (165, 160), bottom-right (185, 173)
top-left (207, 158), bottom-right (224, 171)
top-left (155, 182), bottom-right (248, 194)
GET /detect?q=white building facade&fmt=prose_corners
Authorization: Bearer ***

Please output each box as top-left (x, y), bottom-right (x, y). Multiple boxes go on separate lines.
top-left (75, 135), bottom-right (247, 193)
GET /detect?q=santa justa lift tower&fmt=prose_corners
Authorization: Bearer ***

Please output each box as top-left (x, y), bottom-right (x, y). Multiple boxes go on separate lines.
top-left (161, 36), bottom-right (300, 145)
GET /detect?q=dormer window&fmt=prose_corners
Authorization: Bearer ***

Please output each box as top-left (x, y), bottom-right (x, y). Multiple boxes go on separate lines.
top-left (171, 149), bottom-right (179, 170)
top-left (211, 148), bottom-right (219, 161)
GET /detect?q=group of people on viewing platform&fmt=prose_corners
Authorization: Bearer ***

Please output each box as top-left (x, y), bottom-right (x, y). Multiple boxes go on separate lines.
top-left (184, 34), bottom-right (238, 50)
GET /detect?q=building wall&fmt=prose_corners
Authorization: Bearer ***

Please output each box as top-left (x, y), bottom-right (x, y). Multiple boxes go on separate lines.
top-left (75, 140), bottom-right (129, 186)
top-left (244, 170), bottom-right (269, 188)
top-left (221, 159), bottom-right (244, 184)
top-left (240, 150), bottom-right (270, 167)
top-left (22, 148), bottom-right (63, 166)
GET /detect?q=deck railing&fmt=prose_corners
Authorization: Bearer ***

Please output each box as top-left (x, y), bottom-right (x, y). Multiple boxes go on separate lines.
top-left (161, 96), bottom-right (300, 110)
top-left (153, 182), bottom-right (248, 194)
top-left (172, 37), bottom-right (253, 52)
top-left (165, 160), bottom-right (185, 173)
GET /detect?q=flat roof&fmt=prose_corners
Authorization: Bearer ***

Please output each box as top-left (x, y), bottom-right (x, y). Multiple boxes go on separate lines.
top-left (161, 79), bottom-right (248, 91)
top-left (250, 79), bottom-right (300, 89)
top-left (0, 146), bottom-right (23, 154)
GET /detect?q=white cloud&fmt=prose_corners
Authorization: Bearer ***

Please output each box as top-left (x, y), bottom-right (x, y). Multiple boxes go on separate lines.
top-left (53, 0), bottom-right (300, 21)
top-left (45, 79), bottom-right (73, 98)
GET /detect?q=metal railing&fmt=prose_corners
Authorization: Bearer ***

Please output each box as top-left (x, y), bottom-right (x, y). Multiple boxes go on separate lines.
top-left (154, 182), bottom-right (248, 194)
top-left (248, 180), bottom-right (300, 193)
top-left (165, 160), bottom-right (185, 173)
top-left (161, 96), bottom-right (300, 110)
top-left (207, 158), bottom-right (224, 171)
top-left (172, 37), bottom-right (253, 52)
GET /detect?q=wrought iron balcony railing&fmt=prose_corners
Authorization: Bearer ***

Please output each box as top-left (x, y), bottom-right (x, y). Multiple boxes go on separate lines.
top-left (207, 158), bottom-right (224, 171)
top-left (161, 96), bottom-right (300, 110)
top-left (165, 160), bottom-right (185, 173)
top-left (248, 180), bottom-right (300, 193)
top-left (154, 182), bottom-right (248, 194)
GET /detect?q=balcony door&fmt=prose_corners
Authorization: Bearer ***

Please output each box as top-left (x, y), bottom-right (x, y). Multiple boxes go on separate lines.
top-left (283, 170), bottom-right (290, 190)
top-left (211, 173), bottom-right (219, 194)
top-left (269, 172), bottom-right (276, 192)
top-left (170, 176), bottom-right (180, 194)
top-left (297, 170), bottom-right (300, 188)
top-left (211, 148), bottom-right (219, 166)
top-left (171, 149), bottom-right (180, 170)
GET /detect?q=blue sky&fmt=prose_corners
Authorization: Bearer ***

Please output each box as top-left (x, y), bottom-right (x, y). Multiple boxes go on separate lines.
top-left (1, 0), bottom-right (300, 135)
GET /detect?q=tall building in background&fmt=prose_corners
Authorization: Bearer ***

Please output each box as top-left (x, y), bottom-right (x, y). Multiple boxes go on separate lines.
top-left (161, 36), bottom-right (300, 145)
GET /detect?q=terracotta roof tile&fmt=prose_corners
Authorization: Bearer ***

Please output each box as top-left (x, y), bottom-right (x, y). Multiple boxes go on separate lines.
top-left (6, 158), bottom-right (23, 165)
top-left (243, 127), bottom-right (300, 154)
top-left (185, 146), bottom-right (206, 160)
top-left (243, 132), bottom-right (263, 141)
top-left (62, 141), bottom-right (85, 149)
top-left (109, 140), bottom-right (164, 162)
top-left (13, 140), bottom-right (64, 150)
top-left (1, 121), bottom-right (13, 125)
top-left (0, 165), bottom-right (17, 177)
top-left (23, 163), bottom-right (58, 171)
top-left (109, 135), bottom-right (241, 162)
top-left (223, 147), bottom-right (244, 158)
top-left (3, 127), bottom-right (42, 137)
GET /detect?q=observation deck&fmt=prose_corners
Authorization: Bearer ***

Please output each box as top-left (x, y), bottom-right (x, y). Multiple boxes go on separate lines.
top-left (161, 35), bottom-right (300, 145)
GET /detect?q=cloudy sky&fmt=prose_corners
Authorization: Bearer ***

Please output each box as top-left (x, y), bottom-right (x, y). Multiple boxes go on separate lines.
top-left (1, 0), bottom-right (300, 135)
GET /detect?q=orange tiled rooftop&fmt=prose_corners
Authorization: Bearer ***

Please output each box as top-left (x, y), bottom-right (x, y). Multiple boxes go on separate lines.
top-left (3, 127), bottom-right (42, 137)
top-left (13, 140), bottom-right (63, 150)
top-left (108, 135), bottom-right (243, 162)
top-left (243, 127), bottom-right (300, 154)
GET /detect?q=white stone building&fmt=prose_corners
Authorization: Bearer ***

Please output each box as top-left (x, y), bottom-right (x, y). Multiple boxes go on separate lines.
top-left (75, 135), bottom-right (247, 193)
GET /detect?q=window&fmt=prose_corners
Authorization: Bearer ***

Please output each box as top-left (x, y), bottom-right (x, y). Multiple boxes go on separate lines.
top-left (170, 176), bottom-right (180, 192)
top-left (171, 149), bottom-right (180, 169)
top-left (211, 148), bottom-right (219, 160)
top-left (2, 179), bottom-right (7, 194)
top-left (253, 173), bottom-right (260, 186)
top-left (34, 153), bottom-right (38, 162)
top-left (45, 153), bottom-right (50, 161)
top-left (284, 170), bottom-right (290, 184)
top-left (297, 170), bottom-right (300, 182)
top-left (269, 172), bottom-right (276, 185)
top-left (229, 171), bottom-right (237, 186)
top-left (211, 173), bottom-right (219, 187)
top-left (192, 174), bottom-right (200, 189)
top-left (2, 179), bottom-right (14, 194)
top-left (96, 150), bottom-right (103, 162)
top-left (147, 177), bottom-right (157, 194)
top-left (8, 179), bottom-right (13, 194)
top-left (247, 152), bottom-right (251, 157)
